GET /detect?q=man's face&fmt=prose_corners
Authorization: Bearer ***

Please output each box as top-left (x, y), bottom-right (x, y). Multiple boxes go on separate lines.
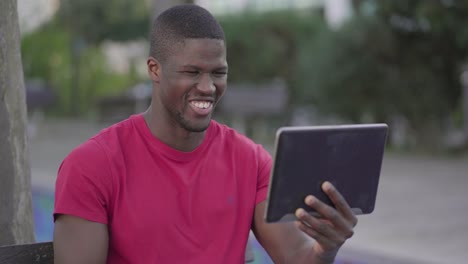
top-left (155, 38), bottom-right (228, 132)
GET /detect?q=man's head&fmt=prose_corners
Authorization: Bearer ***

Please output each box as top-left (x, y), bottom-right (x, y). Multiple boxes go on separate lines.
top-left (149, 4), bottom-right (225, 63)
top-left (147, 5), bottom-right (228, 134)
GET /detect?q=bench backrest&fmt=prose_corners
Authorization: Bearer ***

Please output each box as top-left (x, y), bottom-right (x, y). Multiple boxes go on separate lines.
top-left (0, 241), bottom-right (255, 263)
top-left (0, 242), bottom-right (53, 264)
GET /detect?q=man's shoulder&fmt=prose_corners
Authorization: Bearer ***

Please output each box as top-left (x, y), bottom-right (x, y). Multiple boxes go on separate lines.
top-left (93, 115), bottom-right (138, 143)
top-left (211, 120), bottom-right (269, 155)
top-left (210, 120), bottom-right (272, 175)
top-left (212, 120), bottom-right (254, 145)
top-left (65, 115), bottom-right (139, 162)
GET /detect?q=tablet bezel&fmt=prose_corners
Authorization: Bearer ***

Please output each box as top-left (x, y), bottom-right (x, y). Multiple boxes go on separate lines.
top-left (264, 123), bottom-right (388, 223)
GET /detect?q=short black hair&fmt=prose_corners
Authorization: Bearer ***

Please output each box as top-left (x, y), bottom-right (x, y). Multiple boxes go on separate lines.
top-left (149, 4), bottom-right (225, 63)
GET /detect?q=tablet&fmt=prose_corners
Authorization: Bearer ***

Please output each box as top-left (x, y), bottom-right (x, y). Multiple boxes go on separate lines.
top-left (264, 123), bottom-right (388, 223)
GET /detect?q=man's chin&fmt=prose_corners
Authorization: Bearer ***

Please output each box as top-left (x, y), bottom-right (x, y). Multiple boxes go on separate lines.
top-left (182, 120), bottom-right (211, 133)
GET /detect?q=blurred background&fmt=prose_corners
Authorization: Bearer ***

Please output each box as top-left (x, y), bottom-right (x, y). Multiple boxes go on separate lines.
top-left (19, 0), bottom-right (468, 263)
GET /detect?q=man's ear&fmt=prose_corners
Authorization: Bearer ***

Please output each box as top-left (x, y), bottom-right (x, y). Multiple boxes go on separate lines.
top-left (147, 57), bottom-right (161, 83)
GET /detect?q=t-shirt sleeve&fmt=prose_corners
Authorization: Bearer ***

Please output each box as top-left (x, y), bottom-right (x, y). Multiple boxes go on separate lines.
top-left (54, 139), bottom-right (112, 224)
top-left (255, 145), bottom-right (273, 205)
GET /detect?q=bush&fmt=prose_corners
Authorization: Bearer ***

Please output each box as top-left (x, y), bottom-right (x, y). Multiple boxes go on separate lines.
top-left (21, 21), bottom-right (139, 116)
top-left (219, 9), bottom-right (325, 107)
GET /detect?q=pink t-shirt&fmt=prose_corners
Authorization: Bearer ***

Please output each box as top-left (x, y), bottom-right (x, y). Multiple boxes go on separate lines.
top-left (54, 114), bottom-right (272, 263)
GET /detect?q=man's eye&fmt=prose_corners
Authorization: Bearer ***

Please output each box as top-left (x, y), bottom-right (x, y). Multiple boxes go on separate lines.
top-left (184, 71), bottom-right (199, 75)
top-left (213, 72), bottom-right (227, 77)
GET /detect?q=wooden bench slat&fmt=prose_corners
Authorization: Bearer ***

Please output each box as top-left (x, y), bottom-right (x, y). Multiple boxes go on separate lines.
top-left (0, 240), bottom-right (255, 263)
top-left (0, 241), bottom-right (53, 264)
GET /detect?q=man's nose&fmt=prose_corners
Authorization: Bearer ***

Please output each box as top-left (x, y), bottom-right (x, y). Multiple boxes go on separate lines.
top-left (197, 73), bottom-right (216, 94)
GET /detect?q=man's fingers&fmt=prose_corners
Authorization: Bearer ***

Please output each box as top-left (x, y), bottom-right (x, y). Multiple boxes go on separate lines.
top-left (321, 181), bottom-right (358, 226)
top-left (295, 208), bottom-right (340, 240)
top-left (294, 221), bottom-right (336, 250)
top-left (303, 196), bottom-right (354, 238)
top-left (295, 209), bottom-right (347, 249)
top-left (294, 182), bottom-right (358, 255)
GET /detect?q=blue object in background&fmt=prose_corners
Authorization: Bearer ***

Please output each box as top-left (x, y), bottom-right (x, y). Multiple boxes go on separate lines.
top-left (32, 187), bottom-right (54, 242)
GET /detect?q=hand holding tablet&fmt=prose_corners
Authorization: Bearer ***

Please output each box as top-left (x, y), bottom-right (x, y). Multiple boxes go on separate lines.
top-left (265, 123), bottom-right (388, 223)
top-left (294, 180), bottom-right (359, 255)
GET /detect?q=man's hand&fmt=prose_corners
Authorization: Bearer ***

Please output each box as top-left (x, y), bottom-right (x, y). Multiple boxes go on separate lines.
top-left (252, 181), bottom-right (357, 264)
top-left (294, 181), bottom-right (358, 262)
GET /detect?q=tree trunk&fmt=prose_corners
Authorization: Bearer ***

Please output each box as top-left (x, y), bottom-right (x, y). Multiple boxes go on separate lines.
top-left (462, 70), bottom-right (468, 145)
top-left (0, 0), bottom-right (35, 246)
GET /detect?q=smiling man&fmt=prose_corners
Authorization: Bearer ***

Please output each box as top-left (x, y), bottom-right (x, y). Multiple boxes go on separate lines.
top-left (53, 4), bottom-right (357, 264)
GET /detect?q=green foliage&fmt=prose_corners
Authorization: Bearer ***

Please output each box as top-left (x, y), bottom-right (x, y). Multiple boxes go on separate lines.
top-left (220, 3), bottom-right (468, 149)
top-left (26, 0), bottom-right (151, 116)
top-left (301, 16), bottom-right (399, 122)
top-left (58, 0), bottom-right (150, 44)
top-left (219, 9), bottom-right (325, 104)
top-left (21, 1), bottom-right (468, 149)
top-left (303, 0), bottom-right (468, 147)
top-left (21, 21), bottom-right (138, 116)
top-left (22, 22), bottom-right (72, 113)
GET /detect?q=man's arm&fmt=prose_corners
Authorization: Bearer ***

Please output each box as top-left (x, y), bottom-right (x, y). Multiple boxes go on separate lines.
top-left (252, 181), bottom-right (357, 264)
top-left (53, 214), bottom-right (109, 264)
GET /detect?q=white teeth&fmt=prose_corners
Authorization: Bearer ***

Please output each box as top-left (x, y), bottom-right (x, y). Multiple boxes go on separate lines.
top-left (191, 101), bottom-right (212, 109)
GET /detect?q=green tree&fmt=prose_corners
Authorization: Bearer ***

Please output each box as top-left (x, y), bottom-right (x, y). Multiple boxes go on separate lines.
top-left (56, 0), bottom-right (150, 115)
top-left (21, 21), bottom-right (137, 116)
top-left (304, 0), bottom-right (468, 149)
top-left (58, 0), bottom-right (150, 44)
top-left (22, 0), bottom-right (151, 116)
top-left (219, 9), bottom-right (324, 115)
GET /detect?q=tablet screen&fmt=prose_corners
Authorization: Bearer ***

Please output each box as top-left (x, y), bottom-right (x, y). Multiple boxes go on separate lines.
top-left (264, 124), bottom-right (388, 223)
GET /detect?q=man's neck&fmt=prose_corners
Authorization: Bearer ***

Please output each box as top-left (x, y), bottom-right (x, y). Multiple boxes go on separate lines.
top-left (143, 108), bottom-right (206, 152)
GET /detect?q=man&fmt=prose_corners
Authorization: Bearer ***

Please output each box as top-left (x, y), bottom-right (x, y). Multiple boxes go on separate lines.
top-left (53, 4), bottom-right (356, 264)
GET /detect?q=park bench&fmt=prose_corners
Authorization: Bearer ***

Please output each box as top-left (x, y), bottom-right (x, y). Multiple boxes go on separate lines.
top-left (0, 241), bottom-right (53, 264)
top-left (0, 241), bottom-right (255, 263)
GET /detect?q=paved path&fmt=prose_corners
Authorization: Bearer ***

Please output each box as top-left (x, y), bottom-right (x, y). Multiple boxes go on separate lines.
top-left (29, 118), bottom-right (468, 264)
top-left (339, 153), bottom-right (468, 264)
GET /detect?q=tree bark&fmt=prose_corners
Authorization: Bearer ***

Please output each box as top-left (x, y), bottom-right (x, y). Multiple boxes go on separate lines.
top-left (0, 0), bottom-right (35, 246)
top-left (462, 70), bottom-right (468, 145)
top-left (464, 86), bottom-right (468, 144)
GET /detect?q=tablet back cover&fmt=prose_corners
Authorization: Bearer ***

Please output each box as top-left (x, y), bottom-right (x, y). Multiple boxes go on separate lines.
top-left (265, 124), bottom-right (387, 223)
